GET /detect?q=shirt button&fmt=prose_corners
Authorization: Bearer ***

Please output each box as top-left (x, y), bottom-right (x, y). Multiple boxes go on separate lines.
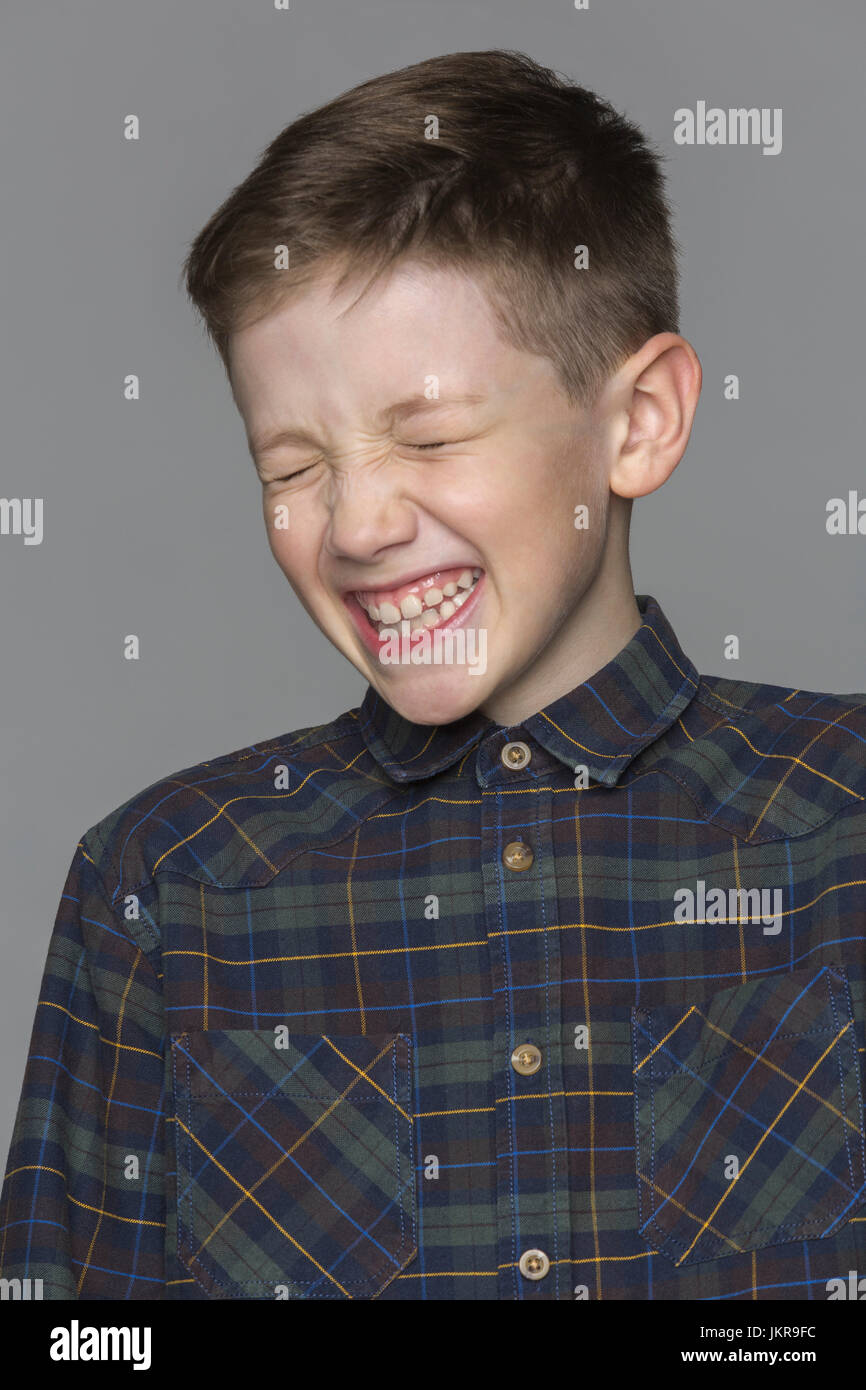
top-left (518, 1248), bottom-right (550, 1280)
top-left (511, 1043), bottom-right (542, 1075)
top-left (503, 840), bottom-right (534, 871)
top-left (500, 740), bottom-right (531, 770)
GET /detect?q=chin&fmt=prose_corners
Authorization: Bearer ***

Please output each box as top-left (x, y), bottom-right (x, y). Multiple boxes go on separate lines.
top-left (376, 669), bottom-right (493, 727)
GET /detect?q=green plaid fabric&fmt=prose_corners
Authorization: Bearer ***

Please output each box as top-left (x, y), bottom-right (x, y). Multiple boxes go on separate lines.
top-left (633, 966), bottom-right (863, 1266)
top-left (172, 1030), bottom-right (415, 1298)
top-left (2, 593), bottom-right (865, 1299)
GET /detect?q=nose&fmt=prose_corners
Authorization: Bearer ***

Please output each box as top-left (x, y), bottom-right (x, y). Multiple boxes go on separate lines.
top-left (324, 465), bottom-right (417, 563)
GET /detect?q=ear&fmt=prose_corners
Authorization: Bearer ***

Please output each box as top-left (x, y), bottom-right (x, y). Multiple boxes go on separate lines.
top-left (605, 334), bottom-right (702, 500)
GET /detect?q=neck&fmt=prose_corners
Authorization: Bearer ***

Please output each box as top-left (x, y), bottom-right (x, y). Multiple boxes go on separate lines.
top-left (479, 562), bottom-right (642, 727)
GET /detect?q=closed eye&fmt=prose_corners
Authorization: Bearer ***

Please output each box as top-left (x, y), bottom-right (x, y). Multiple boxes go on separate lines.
top-left (267, 465), bottom-right (316, 483)
top-left (266, 439), bottom-right (458, 481)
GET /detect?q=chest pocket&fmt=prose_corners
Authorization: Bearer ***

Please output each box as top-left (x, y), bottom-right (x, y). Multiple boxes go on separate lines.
top-left (171, 1029), bottom-right (417, 1298)
top-left (631, 963), bottom-right (865, 1266)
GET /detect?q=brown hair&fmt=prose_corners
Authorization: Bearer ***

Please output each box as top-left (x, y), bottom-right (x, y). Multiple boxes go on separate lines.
top-left (182, 49), bottom-right (680, 408)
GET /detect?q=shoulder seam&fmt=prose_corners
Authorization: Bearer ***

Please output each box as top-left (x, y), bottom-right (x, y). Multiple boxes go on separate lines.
top-left (78, 831), bottom-right (162, 961)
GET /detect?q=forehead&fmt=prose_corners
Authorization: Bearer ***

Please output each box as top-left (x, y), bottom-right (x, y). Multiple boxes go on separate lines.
top-left (231, 258), bottom-right (503, 358)
top-left (227, 259), bottom-right (533, 437)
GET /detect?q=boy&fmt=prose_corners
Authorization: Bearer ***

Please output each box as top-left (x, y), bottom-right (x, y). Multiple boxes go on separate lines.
top-left (2, 49), bottom-right (864, 1302)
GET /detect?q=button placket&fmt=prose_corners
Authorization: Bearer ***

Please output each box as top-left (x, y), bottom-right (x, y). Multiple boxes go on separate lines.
top-left (479, 768), bottom-right (568, 1299)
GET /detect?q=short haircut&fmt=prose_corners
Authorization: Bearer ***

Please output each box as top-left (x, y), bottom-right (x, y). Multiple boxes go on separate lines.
top-left (182, 48), bottom-right (680, 408)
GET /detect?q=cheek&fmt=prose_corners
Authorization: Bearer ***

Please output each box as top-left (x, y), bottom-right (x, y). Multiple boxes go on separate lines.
top-left (509, 504), bottom-right (602, 604)
top-left (261, 496), bottom-right (315, 585)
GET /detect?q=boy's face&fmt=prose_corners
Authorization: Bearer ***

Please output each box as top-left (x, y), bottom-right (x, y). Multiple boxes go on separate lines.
top-left (228, 259), bottom-right (621, 727)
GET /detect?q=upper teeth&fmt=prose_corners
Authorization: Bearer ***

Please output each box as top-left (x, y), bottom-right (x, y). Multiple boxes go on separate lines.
top-left (358, 568), bottom-right (481, 632)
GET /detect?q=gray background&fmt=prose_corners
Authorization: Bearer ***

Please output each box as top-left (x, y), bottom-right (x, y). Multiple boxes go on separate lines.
top-left (1, 0), bottom-right (863, 1158)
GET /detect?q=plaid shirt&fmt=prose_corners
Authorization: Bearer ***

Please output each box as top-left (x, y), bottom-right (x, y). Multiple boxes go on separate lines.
top-left (2, 593), bottom-right (865, 1301)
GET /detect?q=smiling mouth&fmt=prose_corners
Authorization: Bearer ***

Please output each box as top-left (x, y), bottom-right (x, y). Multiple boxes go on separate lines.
top-left (351, 565), bottom-right (483, 636)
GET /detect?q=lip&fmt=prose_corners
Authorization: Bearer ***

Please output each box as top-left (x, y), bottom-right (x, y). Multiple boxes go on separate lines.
top-left (344, 570), bottom-right (486, 660)
top-left (340, 564), bottom-right (479, 603)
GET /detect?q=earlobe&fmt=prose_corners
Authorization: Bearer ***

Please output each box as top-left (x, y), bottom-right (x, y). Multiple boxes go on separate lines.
top-left (609, 438), bottom-right (680, 501)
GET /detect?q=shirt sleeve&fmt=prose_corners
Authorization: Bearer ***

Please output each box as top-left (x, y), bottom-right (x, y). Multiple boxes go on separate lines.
top-left (0, 837), bottom-right (167, 1299)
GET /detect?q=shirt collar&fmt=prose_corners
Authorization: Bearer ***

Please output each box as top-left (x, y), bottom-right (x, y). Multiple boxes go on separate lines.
top-left (356, 594), bottom-right (700, 786)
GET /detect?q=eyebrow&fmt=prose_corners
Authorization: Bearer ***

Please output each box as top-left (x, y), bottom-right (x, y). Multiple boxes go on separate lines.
top-left (249, 392), bottom-right (488, 458)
